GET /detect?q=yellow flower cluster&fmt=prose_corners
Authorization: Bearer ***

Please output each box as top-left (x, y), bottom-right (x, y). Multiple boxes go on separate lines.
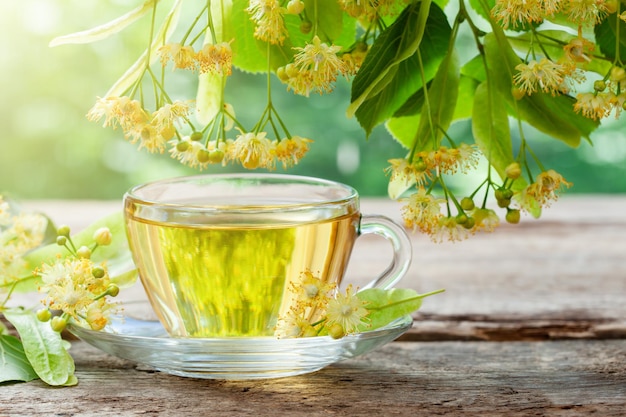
top-left (497, 0), bottom-right (626, 120)
top-left (158, 41), bottom-right (233, 75)
top-left (274, 271), bottom-right (369, 339)
top-left (87, 97), bottom-right (191, 154)
top-left (37, 226), bottom-right (119, 332)
top-left (389, 145), bottom-right (572, 242)
top-left (0, 196), bottom-right (47, 292)
top-left (492, 0), bottom-right (614, 29)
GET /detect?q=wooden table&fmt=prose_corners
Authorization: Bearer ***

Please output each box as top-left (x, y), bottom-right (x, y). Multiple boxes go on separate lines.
top-left (2, 196), bottom-right (625, 416)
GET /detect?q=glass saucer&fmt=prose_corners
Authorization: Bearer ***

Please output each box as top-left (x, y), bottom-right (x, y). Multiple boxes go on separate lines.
top-left (68, 314), bottom-right (412, 380)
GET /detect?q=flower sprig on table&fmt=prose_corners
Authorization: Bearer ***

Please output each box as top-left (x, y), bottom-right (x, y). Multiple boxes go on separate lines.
top-left (275, 270), bottom-right (444, 339)
top-left (50, 0), bottom-right (625, 242)
top-left (0, 197), bottom-right (134, 386)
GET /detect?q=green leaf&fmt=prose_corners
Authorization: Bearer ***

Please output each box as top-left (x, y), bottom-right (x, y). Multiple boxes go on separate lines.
top-left (49, 0), bottom-right (159, 47)
top-left (3, 309), bottom-right (76, 386)
top-left (412, 48), bottom-right (461, 150)
top-left (19, 212), bottom-right (135, 293)
top-left (357, 288), bottom-right (444, 331)
top-left (452, 75), bottom-right (479, 121)
top-left (348, 1), bottom-right (434, 120)
top-left (468, 0), bottom-right (495, 23)
top-left (0, 334), bottom-right (39, 383)
top-left (386, 112), bottom-right (422, 150)
top-left (355, 4), bottom-right (451, 134)
top-left (471, 81), bottom-right (514, 180)
top-left (595, 14), bottom-right (626, 62)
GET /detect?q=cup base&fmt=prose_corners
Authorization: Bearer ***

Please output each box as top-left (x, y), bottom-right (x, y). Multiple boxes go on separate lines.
top-left (68, 306), bottom-right (412, 380)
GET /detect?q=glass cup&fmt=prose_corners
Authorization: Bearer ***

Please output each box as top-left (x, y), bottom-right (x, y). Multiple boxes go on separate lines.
top-left (123, 174), bottom-right (411, 338)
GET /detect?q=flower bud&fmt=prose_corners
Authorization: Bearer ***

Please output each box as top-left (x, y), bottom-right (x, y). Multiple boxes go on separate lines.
top-left (461, 217), bottom-right (476, 230)
top-left (497, 198), bottom-right (511, 208)
top-left (610, 66), bottom-right (626, 82)
top-left (276, 66), bottom-right (289, 82)
top-left (209, 150), bottom-right (225, 164)
top-left (77, 246), bottom-right (92, 259)
top-left (460, 197), bottom-right (475, 211)
top-left (56, 236), bottom-right (67, 246)
top-left (50, 316), bottom-right (67, 333)
top-left (505, 162), bottom-right (522, 180)
top-left (190, 131), bottom-right (203, 141)
top-left (286, 0), bottom-right (305, 14)
top-left (57, 225), bottom-right (71, 237)
top-left (328, 323), bottom-right (345, 339)
top-left (92, 266), bottom-right (106, 279)
top-left (506, 208), bottom-right (521, 224)
top-left (300, 20), bottom-right (313, 34)
top-left (197, 149), bottom-right (211, 163)
top-left (593, 80), bottom-right (607, 92)
top-left (176, 140), bottom-right (190, 152)
top-left (106, 284), bottom-right (120, 298)
top-left (36, 308), bottom-right (52, 322)
top-left (93, 227), bottom-right (112, 246)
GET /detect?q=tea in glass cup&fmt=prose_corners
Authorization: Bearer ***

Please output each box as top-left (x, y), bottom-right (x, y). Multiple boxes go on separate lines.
top-left (123, 174), bottom-right (411, 338)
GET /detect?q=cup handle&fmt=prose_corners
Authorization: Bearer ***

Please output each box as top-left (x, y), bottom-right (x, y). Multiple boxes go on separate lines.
top-left (358, 214), bottom-right (412, 290)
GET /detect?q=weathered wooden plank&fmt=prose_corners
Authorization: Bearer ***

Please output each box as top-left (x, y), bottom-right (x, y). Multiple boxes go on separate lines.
top-left (1, 340), bottom-right (624, 416)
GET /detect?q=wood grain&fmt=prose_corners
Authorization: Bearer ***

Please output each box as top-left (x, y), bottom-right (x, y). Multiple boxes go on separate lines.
top-left (1, 340), bottom-right (624, 416)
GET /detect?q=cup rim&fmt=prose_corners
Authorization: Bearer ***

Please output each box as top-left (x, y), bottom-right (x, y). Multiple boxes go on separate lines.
top-left (124, 173), bottom-right (359, 213)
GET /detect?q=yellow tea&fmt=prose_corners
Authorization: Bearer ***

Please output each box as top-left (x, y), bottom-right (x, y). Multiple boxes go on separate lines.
top-left (125, 213), bottom-right (359, 337)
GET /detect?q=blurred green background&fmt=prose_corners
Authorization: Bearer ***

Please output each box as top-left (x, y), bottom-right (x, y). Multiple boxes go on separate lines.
top-left (1, 0), bottom-right (625, 201)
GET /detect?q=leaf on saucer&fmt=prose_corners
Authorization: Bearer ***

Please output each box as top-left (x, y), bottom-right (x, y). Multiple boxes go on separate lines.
top-left (357, 288), bottom-right (444, 331)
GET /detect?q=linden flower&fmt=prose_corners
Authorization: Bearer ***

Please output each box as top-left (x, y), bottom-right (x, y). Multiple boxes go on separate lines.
top-left (432, 216), bottom-right (471, 243)
top-left (471, 208), bottom-right (500, 233)
top-left (514, 58), bottom-right (567, 96)
top-left (0, 197), bottom-right (47, 283)
top-left (291, 270), bottom-right (336, 308)
top-left (400, 188), bottom-right (444, 235)
top-left (338, 0), bottom-right (405, 21)
top-left (429, 144), bottom-right (480, 175)
top-left (274, 308), bottom-right (317, 338)
top-left (131, 124), bottom-right (168, 153)
top-left (289, 36), bottom-right (348, 96)
top-left (246, 0), bottom-right (288, 45)
top-left (574, 92), bottom-right (613, 120)
top-left (386, 158), bottom-right (432, 188)
top-left (565, 0), bottom-right (610, 25)
top-left (39, 258), bottom-right (115, 329)
top-left (151, 101), bottom-right (191, 130)
top-left (325, 285), bottom-right (369, 336)
top-left (87, 96), bottom-right (149, 134)
top-left (491, 0), bottom-right (545, 29)
top-left (196, 42), bottom-right (233, 75)
top-left (522, 169), bottom-right (572, 209)
top-left (228, 130), bottom-right (275, 169)
top-left (157, 43), bottom-right (196, 70)
top-left (273, 136), bottom-right (313, 168)
top-left (563, 37), bottom-right (595, 63)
